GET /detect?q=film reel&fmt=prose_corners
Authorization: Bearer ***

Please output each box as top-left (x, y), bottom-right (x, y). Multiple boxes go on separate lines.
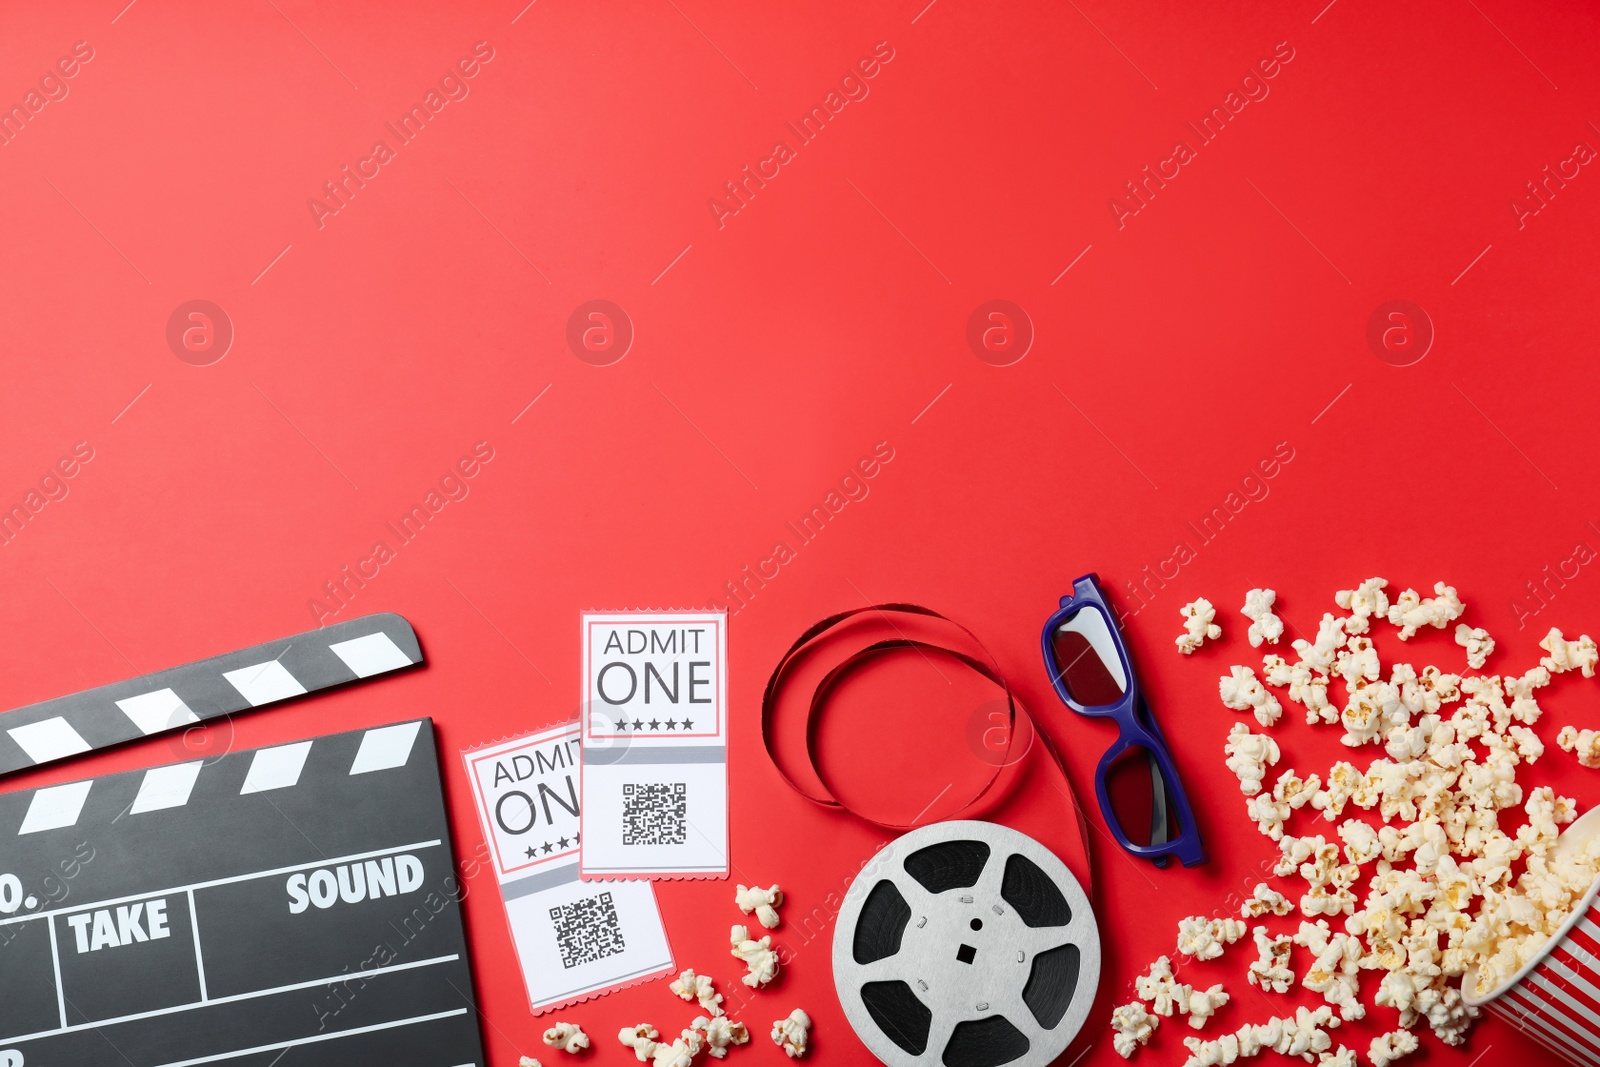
top-left (833, 821), bottom-right (1100, 1067)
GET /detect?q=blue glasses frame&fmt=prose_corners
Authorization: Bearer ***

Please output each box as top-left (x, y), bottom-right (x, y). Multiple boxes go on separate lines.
top-left (1041, 573), bottom-right (1207, 868)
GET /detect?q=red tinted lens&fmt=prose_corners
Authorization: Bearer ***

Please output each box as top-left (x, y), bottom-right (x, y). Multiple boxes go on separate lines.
top-left (1049, 608), bottom-right (1127, 707)
top-left (1104, 745), bottom-right (1184, 848)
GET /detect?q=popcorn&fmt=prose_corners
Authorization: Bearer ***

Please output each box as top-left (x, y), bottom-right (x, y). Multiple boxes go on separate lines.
top-left (735, 884), bottom-right (783, 929)
top-left (1334, 637), bottom-right (1380, 687)
top-left (731, 925), bottom-right (780, 988)
top-left (1505, 666), bottom-right (1549, 724)
top-left (1293, 614), bottom-right (1348, 674)
top-left (1540, 627), bottom-right (1598, 677)
top-left (1274, 769), bottom-right (1321, 811)
top-left (1246, 928), bottom-right (1293, 993)
top-left (1454, 624), bottom-right (1494, 669)
top-left (1256, 1005), bottom-right (1339, 1059)
top-left (1368, 1029), bottom-right (1419, 1067)
top-left (1181, 1006), bottom-right (1339, 1067)
top-left (1178, 916), bottom-right (1248, 960)
top-left (1179, 1031), bottom-right (1244, 1067)
top-left (1299, 884), bottom-right (1356, 918)
top-left (1339, 681), bottom-right (1400, 748)
top-left (1416, 983), bottom-right (1477, 1045)
top-left (1263, 656), bottom-right (1335, 725)
top-left (1386, 582), bottom-right (1464, 639)
top-left (542, 1023), bottom-right (589, 1054)
top-left (1558, 724), bottom-right (1600, 767)
top-left (1242, 883), bottom-right (1293, 919)
top-left (770, 1009), bottom-right (810, 1058)
top-left (1135, 955), bottom-right (1192, 1015)
top-left (520, 1058), bottom-right (542, 1067)
top-left (1185, 984), bottom-right (1230, 1029)
top-left (1297, 835), bottom-right (1342, 886)
top-left (1335, 577), bottom-right (1389, 635)
top-left (653, 1029), bottom-right (706, 1067)
top-left (670, 968), bottom-right (724, 1016)
top-left (1506, 724), bottom-right (1544, 763)
top-left (1220, 666), bottom-right (1283, 728)
top-left (1225, 723), bottom-right (1280, 795)
top-left (1337, 820), bottom-right (1381, 866)
top-left (1242, 589), bottom-right (1284, 647)
top-left (1179, 599), bottom-right (1224, 654)
top-left (618, 1024), bottom-right (660, 1063)
top-left (1151, 577), bottom-right (1600, 1064)
top-left (1295, 921), bottom-right (1365, 1020)
top-left (1246, 792), bottom-right (1292, 841)
top-left (694, 1015), bottom-right (749, 1058)
top-left (1518, 786), bottom-right (1576, 858)
top-left (1111, 1001), bottom-right (1158, 1058)
top-left (1311, 762), bottom-right (1360, 821)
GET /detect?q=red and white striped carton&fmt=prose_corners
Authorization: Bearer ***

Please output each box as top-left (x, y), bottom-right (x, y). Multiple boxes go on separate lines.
top-left (1464, 807), bottom-right (1600, 1065)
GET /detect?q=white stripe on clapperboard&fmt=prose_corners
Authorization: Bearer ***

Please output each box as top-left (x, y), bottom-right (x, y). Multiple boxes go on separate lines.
top-left (5, 630), bottom-right (414, 765)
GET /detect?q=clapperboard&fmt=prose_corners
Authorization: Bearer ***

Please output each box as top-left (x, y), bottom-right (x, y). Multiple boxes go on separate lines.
top-left (0, 717), bottom-right (485, 1067)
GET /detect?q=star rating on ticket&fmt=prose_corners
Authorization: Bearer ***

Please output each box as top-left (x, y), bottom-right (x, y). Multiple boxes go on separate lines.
top-left (580, 611), bottom-right (730, 879)
top-left (610, 718), bottom-right (696, 731)
top-left (523, 834), bottom-right (580, 859)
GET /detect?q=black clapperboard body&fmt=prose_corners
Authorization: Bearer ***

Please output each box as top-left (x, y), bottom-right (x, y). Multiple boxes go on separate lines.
top-left (0, 616), bottom-right (486, 1066)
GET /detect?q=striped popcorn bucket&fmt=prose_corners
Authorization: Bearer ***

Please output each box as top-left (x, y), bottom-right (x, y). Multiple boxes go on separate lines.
top-left (1465, 807), bottom-right (1600, 1065)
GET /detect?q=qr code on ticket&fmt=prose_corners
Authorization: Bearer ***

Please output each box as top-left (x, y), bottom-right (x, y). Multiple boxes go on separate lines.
top-left (549, 892), bottom-right (627, 969)
top-left (622, 782), bottom-right (687, 846)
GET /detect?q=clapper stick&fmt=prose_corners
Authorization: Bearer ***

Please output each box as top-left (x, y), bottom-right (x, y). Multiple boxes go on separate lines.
top-left (0, 614), bottom-right (422, 777)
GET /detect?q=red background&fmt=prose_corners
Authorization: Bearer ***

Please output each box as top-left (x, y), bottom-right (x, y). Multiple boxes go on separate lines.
top-left (3, 0), bottom-right (1599, 1063)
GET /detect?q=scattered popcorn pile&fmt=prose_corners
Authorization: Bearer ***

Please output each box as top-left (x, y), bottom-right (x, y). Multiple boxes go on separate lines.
top-left (604, 883), bottom-right (804, 1067)
top-left (1128, 578), bottom-right (1600, 1064)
